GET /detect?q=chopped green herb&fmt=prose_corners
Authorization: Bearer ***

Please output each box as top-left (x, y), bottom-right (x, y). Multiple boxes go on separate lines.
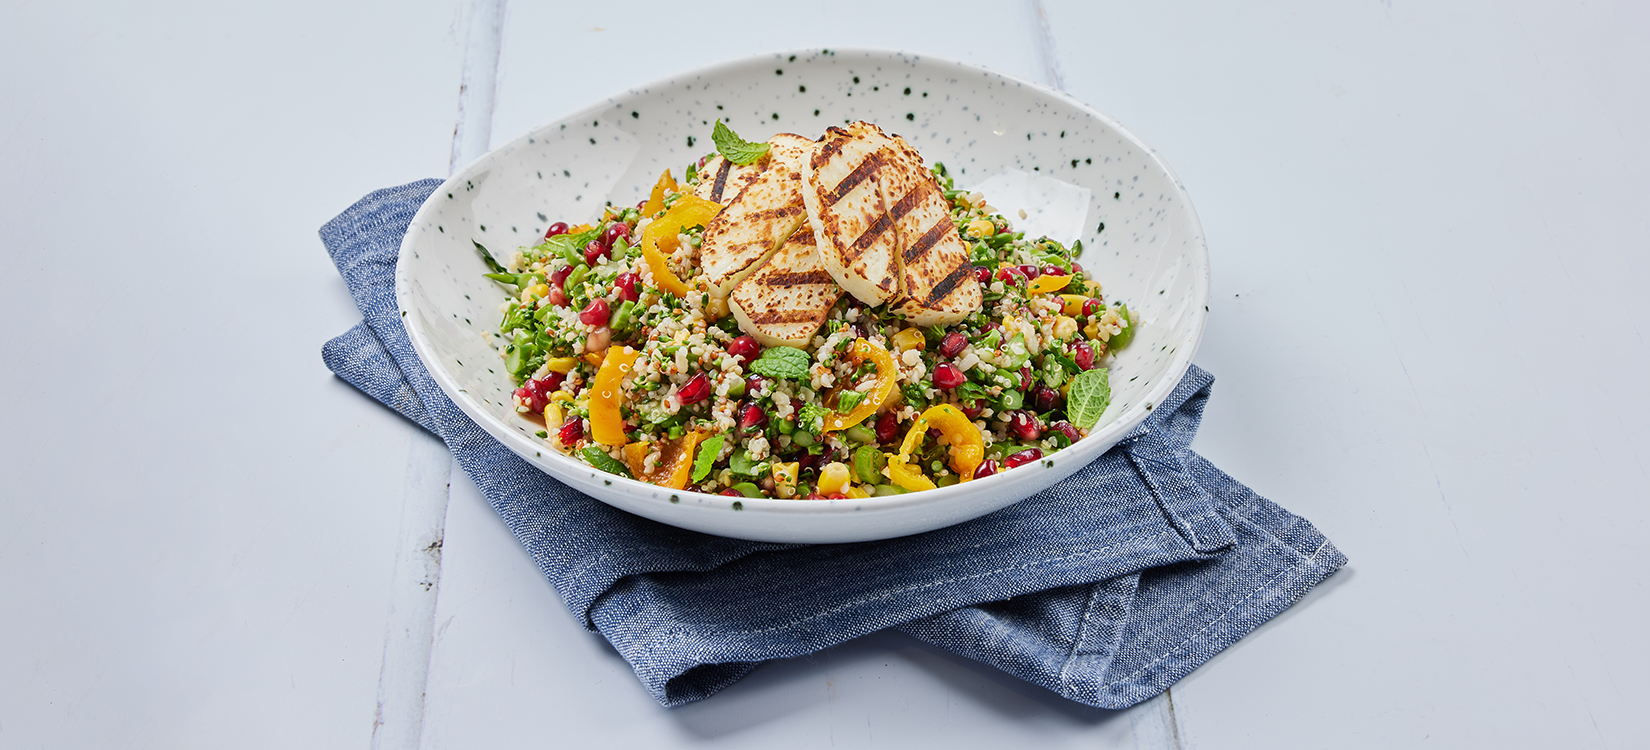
top-left (473, 240), bottom-right (506, 273)
top-left (691, 435), bottom-right (724, 483)
top-left (582, 446), bottom-right (632, 478)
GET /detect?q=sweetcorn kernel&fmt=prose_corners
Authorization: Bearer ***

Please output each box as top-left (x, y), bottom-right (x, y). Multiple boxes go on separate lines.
top-left (892, 328), bottom-right (926, 353)
top-left (818, 462), bottom-right (852, 495)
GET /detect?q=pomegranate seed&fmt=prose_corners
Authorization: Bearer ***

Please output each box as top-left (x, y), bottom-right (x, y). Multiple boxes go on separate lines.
top-left (1050, 420), bottom-right (1083, 444)
top-left (804, 492), bottom-right (826, 500)
top-left (972, 265), bottom-right (992, 284)
top-left (1071, 262), bottom-right (1085, 274)
top-left (974, 458), bottom-right (999, 479)
top-left (1009, 411), bottom-right (1042, 442)
top-left (1019, 366), bottom-right (1033, 391)
top-left (728, 335), bottom-right (761, 363)
top-left (798, 453), bottom-right (824, 471)
top-left (875, 411), bottom-right (900, 443)
top-left (601, 222), bottom-right (630, 246)
top-left (827, 493), bottom-right (847, 500)
top-left (960, 399), bottom-right (985, 420)
top-left (512, 386), bottom-right (537, 411)
top-left (544, 221), bottom-right (569, 238)
top-left (613, 272), bottom-right (640, 302)
top-left (995, 266), bottom-right (1023, 283)
top-left (551, 265), bottom-right (574, 288)
top-left (939, 331), bottom-right (967, 358)
top-left (579, 297), bottom-right (611, 326)
top-left (538, 371), bottom-right (566, 393)
top-left (746, 374), bottom-right (768, 395)
top-left (546, 286), bottom-right (570, 307)
top-left (678, 372), bottom-right (711, 404)
top-left (1041, 265), bottom-right (1067, 276)
top-left (558, 417), bottom-right (584, 445)
top-left (1082, 298), bottom-right (1102, 317)
top-left (1032, 384), bottom-right (1061, 412)
top-left (1004, 448), bottom-right (1043, 468)
top-left (584, 240), bottom-right (610, 265)
top-left (933, 362), bottom-right (966, 389)
top-left (1071, 341), bottom-right (1096, 370)
top-left (1019, 264), bottom-right (1041, 279)
top-left (739, 403), bottom-right (767, 430)
top-left (719, 489), bottom-right (742, 496)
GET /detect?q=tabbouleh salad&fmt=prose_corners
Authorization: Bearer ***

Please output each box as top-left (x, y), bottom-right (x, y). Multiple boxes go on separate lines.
top-left (478, 121), bottom-right (1134, 500)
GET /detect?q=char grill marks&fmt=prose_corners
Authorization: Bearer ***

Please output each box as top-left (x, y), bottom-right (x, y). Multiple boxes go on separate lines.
top-left (697, 133), bottom-right (816, 299)
top-left (728, 226), bottom-right (845, 347)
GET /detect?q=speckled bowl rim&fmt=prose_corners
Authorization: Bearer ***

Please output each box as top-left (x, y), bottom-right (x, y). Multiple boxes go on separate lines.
top-left (397, 47), bottom-right (1210, 541)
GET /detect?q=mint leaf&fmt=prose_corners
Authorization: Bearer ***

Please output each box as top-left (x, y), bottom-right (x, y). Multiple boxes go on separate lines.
top-left (691, 435), bottom-right (724, 483)
top-left (582, 446), bottom-right (633, 479)
top-left (1066, 369), bottom-right (1111, 431)
top-left (748, 346), bottom-right (811, 380)
top-left (712, 121), bottom-right (770, 165)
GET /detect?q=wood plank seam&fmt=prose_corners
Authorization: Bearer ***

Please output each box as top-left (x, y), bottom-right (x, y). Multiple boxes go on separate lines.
top-left (373, 1), bottom-right (506, 748)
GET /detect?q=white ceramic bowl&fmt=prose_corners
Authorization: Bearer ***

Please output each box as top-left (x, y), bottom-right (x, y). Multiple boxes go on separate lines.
top-left (396, 49), bottom-right (1209, 543)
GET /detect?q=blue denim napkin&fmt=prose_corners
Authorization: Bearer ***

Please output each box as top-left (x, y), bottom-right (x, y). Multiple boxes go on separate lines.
top-left (321, 179), bottom-right (1347, 708)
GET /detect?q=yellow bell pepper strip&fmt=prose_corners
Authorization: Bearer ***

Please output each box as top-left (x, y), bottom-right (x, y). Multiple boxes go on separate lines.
top-left (589, 346), bottom-right (640, 446)
top-left (641, 194), bottom-right (722, 299)
top-left (640, 169), bottom-right (678, 217)
top-left (1027, 273), bottom-right (1072, 295)
top-left (823, 339), bottom-right (899, 432)
top-left (887, 403), bottom-right (986, 490)
top-left (845, 484), bottom-right (870, 499)
top-left (887, 453), bottom-right (936, 492)
top-left (621, 430), bottom-right (705, 489)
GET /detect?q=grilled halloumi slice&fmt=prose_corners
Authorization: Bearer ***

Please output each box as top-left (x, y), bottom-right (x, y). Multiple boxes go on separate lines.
top-left (698, 133), bottom-right (816, 299)
top-left (878, 136), bottom-right (983, 326)
top-left (693, 154), bottom-right (763, 205)
top-left (801, 122), bottom-right (903, 306)
top-left (728, 227), bottom-right (845, 348)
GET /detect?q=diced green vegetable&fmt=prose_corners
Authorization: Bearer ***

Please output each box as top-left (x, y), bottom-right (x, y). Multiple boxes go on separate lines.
top-left (844, 423), bottom-right (876, 444)
top-left (1109, 304), bottom-right (1136, 350)
top-left (729, 449), bottom-right (767, 478)
top-left (852, 446), bottom-right (885, 485)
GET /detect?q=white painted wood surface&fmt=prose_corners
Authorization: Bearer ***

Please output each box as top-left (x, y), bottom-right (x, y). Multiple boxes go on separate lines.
top-left (3, 1), bottom-right (1645, 747)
